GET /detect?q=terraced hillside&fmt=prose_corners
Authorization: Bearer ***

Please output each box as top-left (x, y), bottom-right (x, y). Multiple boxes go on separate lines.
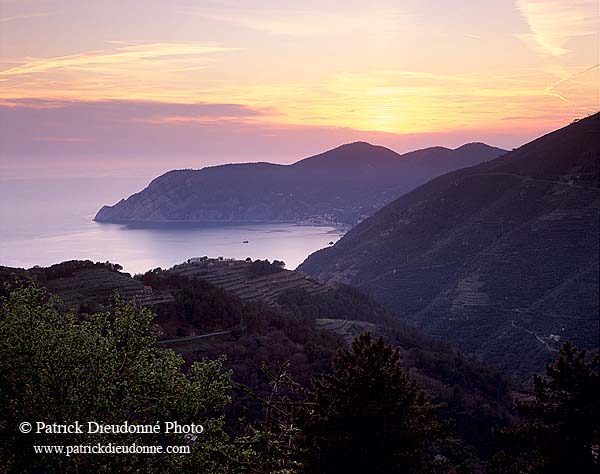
top-left (1, 258), bottom-right (516, 456)
top-left (168, 259), bottom-right (333, 307)
top-left (0, 261), bottom-right (173, 312)
top-left (45, 268), bottom-right (174, 310)
top-left (300, 113), bottom-right (600, 379)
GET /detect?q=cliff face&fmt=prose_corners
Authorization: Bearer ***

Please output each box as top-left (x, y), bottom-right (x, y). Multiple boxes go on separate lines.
top-left (299, 114), bottom-right (600, 379)
top-left (94, 142), bottom-right (506, 225)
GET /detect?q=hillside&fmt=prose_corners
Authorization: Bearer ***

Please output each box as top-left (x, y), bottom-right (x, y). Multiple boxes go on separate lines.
top-left (0, 260), bottom-right (173, 312)
top-left (299, 114), bottom-right (600, 379)
top-left (94, 141), bottom-right (505, 226)
top-left (168, 258), bottom-right (333, 307)
top-left (0, 259), bottom-right (513, 454)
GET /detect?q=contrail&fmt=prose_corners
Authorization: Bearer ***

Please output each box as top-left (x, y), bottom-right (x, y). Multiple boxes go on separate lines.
top-left (544, 63), bottom-right (599, 112)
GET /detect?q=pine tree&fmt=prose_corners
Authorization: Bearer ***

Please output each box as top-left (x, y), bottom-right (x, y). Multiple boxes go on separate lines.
top-left (489, 342), bottom-right (600, 473)
top-left (304, 332), bottom-right (444, 474)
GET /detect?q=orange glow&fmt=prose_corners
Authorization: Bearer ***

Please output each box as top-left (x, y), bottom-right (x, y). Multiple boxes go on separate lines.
top-left (0, 1), bottom-right (597, 140)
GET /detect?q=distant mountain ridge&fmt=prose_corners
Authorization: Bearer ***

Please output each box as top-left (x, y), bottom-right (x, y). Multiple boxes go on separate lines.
top-left (299, 114), bottom-right (600, 379)
top-left (94, 141), bottom-right (506, 226)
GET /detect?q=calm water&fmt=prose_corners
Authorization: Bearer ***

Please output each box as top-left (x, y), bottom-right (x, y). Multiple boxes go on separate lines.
top-left (0, 175), bottom-right (341, 274)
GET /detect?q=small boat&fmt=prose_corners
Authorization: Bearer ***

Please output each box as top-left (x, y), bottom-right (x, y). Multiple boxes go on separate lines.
top-left (328, 241), bottom-right (334, 245)
top-left (243, 240), bottom-right (249, 244)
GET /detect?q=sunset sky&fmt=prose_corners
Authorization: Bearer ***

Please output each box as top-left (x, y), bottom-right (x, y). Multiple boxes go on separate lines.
top-left (1, 0), bottom-right (598, 175)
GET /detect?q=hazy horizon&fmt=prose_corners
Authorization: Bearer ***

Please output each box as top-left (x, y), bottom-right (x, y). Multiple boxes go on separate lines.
top-left (0, 129), bottom-right (549, 181)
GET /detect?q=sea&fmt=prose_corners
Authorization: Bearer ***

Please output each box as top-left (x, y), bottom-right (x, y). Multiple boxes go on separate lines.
top-left (0, 174), bottom-right (342, 275)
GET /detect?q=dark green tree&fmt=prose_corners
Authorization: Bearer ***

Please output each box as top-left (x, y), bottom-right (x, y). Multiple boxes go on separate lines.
top-left (0, 284), bottom-right (235, 473)
top-left (487, 342), bottom-right (599, 473)
top-left (304, 332), bottom-right (445, 474)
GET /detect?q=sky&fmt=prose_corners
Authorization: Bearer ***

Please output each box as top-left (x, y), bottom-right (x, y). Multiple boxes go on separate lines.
top-left (0, 0), bottom-right (598, 176)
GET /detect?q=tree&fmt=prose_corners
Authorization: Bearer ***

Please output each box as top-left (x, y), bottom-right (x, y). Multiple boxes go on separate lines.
top-left (249, 259), bottom-right (286, 276)
top-left (233, 361), bottom-right (307, 474)
top-left (492, 342), bottom-right (599, 473)
top-left (0, 284), bottom-right (235, 473)
top-left (304, 332), bottom-right (444, 474)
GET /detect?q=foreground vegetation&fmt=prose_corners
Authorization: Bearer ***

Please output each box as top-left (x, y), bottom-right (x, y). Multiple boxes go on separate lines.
top-left (1, 284), bottom-right (598, 473)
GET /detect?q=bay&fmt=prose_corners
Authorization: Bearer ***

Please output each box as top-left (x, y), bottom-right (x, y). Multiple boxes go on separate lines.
top-left (0, 175), bottom-right (341, 274)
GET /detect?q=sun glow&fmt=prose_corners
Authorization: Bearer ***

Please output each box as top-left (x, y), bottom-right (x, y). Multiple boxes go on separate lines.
top-left (0, 0), bottom-right (597, 152)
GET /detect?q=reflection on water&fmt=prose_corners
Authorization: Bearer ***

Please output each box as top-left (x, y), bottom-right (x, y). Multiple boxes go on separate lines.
top-left (0, 175), bottom-right (341, 274)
